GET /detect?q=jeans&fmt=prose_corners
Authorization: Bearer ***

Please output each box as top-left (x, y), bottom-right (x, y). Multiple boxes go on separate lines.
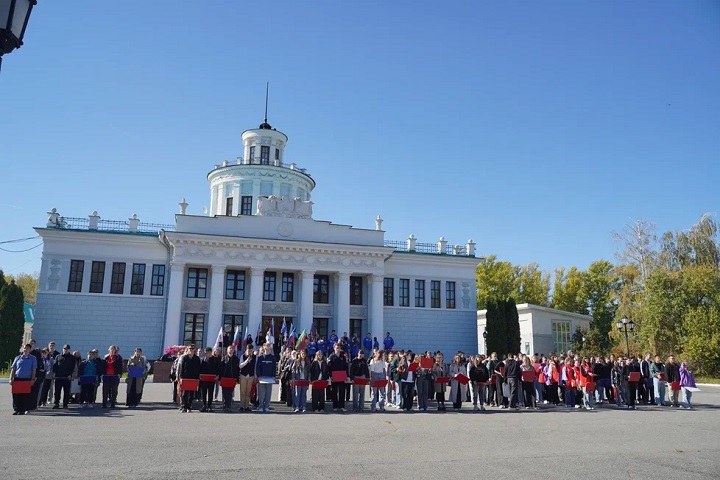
top-left (534, 381), bottom-right (544, 403)
top-left (352, 383), bottom-right (366, 411)
top-left (416, 377), bottom-right (429, 410)
top-left (583, 386), bottom-right (595, 408)
top-left (257, 383), bottom-right (272, 411)
top-left (682, 388), bottom-right (693, 407)
top-left (401, 381), bottom-right (414, 410)
top-left (565, 385), bottom-right (575, 407)
top-left (371, 373), bottom-right (386, 410)
top-left (654, 379), bottom-right (667, 405)
top-left (393, 381), bottom-right (402, 407)
top-left (294, 385), bottom-right (308, 411)
top-left (472, 383), bottom-right (486, 409)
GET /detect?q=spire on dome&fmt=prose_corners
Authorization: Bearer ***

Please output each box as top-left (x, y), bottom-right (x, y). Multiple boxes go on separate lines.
top-left (259, 81), bottom-right (272, 129)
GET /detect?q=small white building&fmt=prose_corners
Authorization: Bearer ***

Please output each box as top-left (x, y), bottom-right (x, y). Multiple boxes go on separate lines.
top-left (33, 119), bottom-right (480, 358)
top-left (477, 303), bottom-right (593, 356)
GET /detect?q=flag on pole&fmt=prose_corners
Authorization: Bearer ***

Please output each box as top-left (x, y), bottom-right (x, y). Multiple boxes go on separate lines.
top-left (213, 327), bottom-right (224, 350)
top-left (256, 320), bottom-right (262, 345)
top-left (295, 329), bottom-right (308, 351)
top-left (242, 325), bottom-right (249, 349)
top-left (267, 318), bottom-right (275, 345)
top-left (280, 318), bottom-right (287, 340)
top-left (288, 323), bottom-right (296, 347)
top-left (310, 322), bottom-right (316, 338)
top-left (231, 326), bottom-right (241, 351)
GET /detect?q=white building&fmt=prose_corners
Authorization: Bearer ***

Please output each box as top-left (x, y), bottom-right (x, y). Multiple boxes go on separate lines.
top-left (34, 119), bottom-right (480, 358)
top-left (476, 303), bottom-right (593, 356)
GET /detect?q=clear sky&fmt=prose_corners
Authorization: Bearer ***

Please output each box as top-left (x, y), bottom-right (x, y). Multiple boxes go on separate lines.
top-left (1, 1), bottom-right (718, 278)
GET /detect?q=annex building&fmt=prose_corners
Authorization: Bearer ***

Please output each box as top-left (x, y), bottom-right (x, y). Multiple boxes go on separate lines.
top-left (33, 119), bottom-right (480, 359)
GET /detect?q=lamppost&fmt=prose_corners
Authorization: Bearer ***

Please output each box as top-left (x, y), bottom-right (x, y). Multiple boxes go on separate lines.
top-left (0, 0), bottom-right (37, 72)
top-left (482, 328), bottom-right (487, 355)
top-left (616, 316), bottom-right (635, 357)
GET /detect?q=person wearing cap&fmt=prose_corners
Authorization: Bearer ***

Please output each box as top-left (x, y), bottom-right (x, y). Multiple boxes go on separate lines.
top-left (349, 349), bottom-right (370, 412)
top-left (10, 344), bottom-right (37, 415)
top-left (52, 345), bottom-right (75, 409)
top-left (102, 345), bottom-right (123, 409)
top-left (383, 332), bottom-right (394, 351)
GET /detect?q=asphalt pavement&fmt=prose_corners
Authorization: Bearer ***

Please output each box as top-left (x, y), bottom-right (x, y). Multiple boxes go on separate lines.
top-left (1, 382), bottom-right (719, 479)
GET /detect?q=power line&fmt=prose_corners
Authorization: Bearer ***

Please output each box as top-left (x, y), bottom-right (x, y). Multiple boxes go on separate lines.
top-left (0, 243), bottom-right (43, 253)
top-left (0, 235), bottom-right (40, 245)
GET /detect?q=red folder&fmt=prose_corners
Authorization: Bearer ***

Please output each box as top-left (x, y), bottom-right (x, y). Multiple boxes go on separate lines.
top-left (219, 377), bottom-right (237, 388)
top-left (331, 370), bottom-right (348, 382)
top-left (435, 376), bottom-right (450, 384)
top-left (371, 379), bottom-right (388, 388)
top-left (476, 381), bottom-right (490, 387)
top-left (353, 377), bottom-right (370, 385)
top-left (670, 381), bottom-right (681, 391)
top-left (658, 373), bottom-right (666, 381)
top-left (11, 380), bottom-right (32, 394)
top-left (420, 358), bottom-right (434, 369)
top-left (312, 380), bottom-right (329, 389)
top-left (179, 379), bottom-right (199, 391)
top-left (293, 380), bottom-right (311, 387)
top-left (628, 372), bottom-right (641, 382)
top-left (454, 374), bottom-right (470, 385)
top-left (199, 374), bottom-right (216, 382)
top-left (521, 371), bottom-right (536, 382)
top-left (586, 382), bottom-right (596, 392)
top-left (408, 362), bottom-right (418, 372)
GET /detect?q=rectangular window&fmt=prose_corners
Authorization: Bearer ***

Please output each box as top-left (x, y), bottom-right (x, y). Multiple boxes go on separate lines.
top-left (383, 278), bottom-right (394, 306)
top-left (150, 264), bottom-right (165, 296)
top-left (186, 268), bottom-right (208, 298)
top-left (240, 196), bottom-right (253, 215)
top-left (552, 320), bottom-right (572, 354)
top-left (313, 318), bottom-right (329, 339)
top-left (184, 313), bottom-right (205, 346)
top-left (225, 197), bottom-right (234, 216)
top-left (68, 260), bottom-right (85, 293)
top-left (130, 263), bottom-right (146, 295)
top-left (225, 270), bottom-right (245, 300)
top-left (313, 275), bottom-right (329, 304)
top-left (275, 148), bottom-right (280, 161)
top-left (399, 279), bottom-right (410, 307)
top-left (430, 280), bottom-right (441, 308)
top-left (415, 280), bottom-right (425, 307)
top-left (89, 261), bottom-right (105, 293)
top-left (263, 271), bottom-right (277, 301)
top-left (249, 145), bottom-right (255, 162)
top-left (445, 281), bottom-right (456, 309)
top-left (261, 146), bottom-right (270, 164)
top-left (281, 272), bottom-right (294, 302)
top-left (350, 276), bottom-right (363, 305)
top-left (223, 314), bottom-right (243, 347)
top-left (110, 262), bottom-right (126, 294)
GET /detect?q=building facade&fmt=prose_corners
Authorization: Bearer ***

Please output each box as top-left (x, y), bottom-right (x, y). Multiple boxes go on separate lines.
top-left (34, 120), bottom-right (480, 358)
top-left (476, 303), bottom-right (593, 356)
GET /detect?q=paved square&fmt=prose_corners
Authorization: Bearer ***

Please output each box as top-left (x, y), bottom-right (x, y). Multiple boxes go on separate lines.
top-left (1, 383), bottom-right (719, 479)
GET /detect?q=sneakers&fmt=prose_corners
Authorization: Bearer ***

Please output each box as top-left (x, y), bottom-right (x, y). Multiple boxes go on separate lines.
top-left (294, 408), bottom-right (300, 413)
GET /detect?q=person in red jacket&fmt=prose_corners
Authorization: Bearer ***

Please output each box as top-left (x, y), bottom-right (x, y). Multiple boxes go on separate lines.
top-left (580, 357), bottom-right (596, 410)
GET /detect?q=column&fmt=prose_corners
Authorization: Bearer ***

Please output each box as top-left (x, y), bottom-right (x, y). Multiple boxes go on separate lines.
top-left (335, 272), bottom-right (350, 337)
top-left (248, 267), bottom-right (265, 338)
top-left (369, 275), bottom-right (384, 341)
top-left (300, 270), bottom-right (315, 334)
top-left (206, 266), bottom-right (226, 347)
top-left (232, 183), bottom-right (241, 215)
top-left (163, 263), bottom-right (186, 348)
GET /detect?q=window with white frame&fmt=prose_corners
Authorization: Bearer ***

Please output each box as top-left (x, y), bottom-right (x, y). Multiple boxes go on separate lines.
top-left (552, 320), bottom-right (572, 354)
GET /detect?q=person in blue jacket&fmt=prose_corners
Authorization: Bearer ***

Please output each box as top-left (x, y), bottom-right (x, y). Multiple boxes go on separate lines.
top-left (318, 337), bottom-right (327, 354)
top-left (350, 335), bottom-right (360, 359)
top-left (254, 343), bottom-right (277, 413)
top-left (308, 337), bottom-right (318, 357)
top-left (373, 337), bottom-right (380, 351)
top-left (384, 332), bottom-right (395, 351)
top-left (363, 333), bottom-right (373, 358)
top-left (329, 331), bottom-right (339, 351)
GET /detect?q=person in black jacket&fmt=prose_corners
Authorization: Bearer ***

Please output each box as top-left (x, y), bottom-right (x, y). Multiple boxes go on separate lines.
top-left (52, 345), bottom-right (76, 409)
top-left (199, 347), bottom-right (221, 412)
top-left (102, 346), bottom-right (124, 409)
top-left (309, 351), bottom-right (329, 412)
top-left (504, 354), bottom-right (521, 409)
top-left (623, 357), bottom-right (641, 410)
top-left (28, 340), bottom-right (44, 411)
top-left (349, 350), bottom-right (370, 412)
top-left (469, 356), bottom-right (489, 411)
top-left (177, 346), bottom-right (201, 413)
top-left (220, 346), bottom-right (240, 412)
top-left (664, 355), bottom-right (681, 408)
top-left (327, 344), bottom-right (349, 412)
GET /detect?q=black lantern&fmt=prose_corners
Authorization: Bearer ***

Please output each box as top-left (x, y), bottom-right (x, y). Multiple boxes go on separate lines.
top-left (616, 316), bottom-right (635, 357)
top-left (0, 0), bottom-right (37, 71)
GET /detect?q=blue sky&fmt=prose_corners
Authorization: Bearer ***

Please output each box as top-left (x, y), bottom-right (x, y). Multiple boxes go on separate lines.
top-left (1, 1), bottom-right (718, 278)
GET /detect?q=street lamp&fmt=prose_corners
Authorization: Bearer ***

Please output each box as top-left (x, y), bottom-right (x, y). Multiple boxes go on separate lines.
top-left (581, 335), bottom-right (586, 353)
top-left (616, 316), bottom-right (635, 357)
top-left (0, 0), bottom-right (37, 72)
top-left (482, 328), bottom-right (487, 355)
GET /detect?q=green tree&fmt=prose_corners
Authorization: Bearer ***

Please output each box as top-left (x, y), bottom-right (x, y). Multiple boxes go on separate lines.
top-left (9, 272), bottom-right (39, 305)
top-left (485, 299), bottom-right (507, 356)
top-left (0, 279), bottom-right (25, 367)
top-left (476, 255), bottom-right (519, 309)
top-left (682, 304), bottom-right (720, 377)
top-left (516, 263), bottom-right (551, 306)
top-left (504, 298), bottom-right (521, 355)
top-left (551, 266), bottom-right (587, 314)
top-left (582, 260), bottom-right (618, 350)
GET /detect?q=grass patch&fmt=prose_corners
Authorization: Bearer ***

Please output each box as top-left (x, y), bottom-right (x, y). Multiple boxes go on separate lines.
top-left (695, 376), bottom-right (720, 384)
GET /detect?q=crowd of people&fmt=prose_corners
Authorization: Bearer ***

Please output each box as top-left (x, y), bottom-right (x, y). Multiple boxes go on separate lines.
top-left (9, 332), bottom-right (700, 416)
